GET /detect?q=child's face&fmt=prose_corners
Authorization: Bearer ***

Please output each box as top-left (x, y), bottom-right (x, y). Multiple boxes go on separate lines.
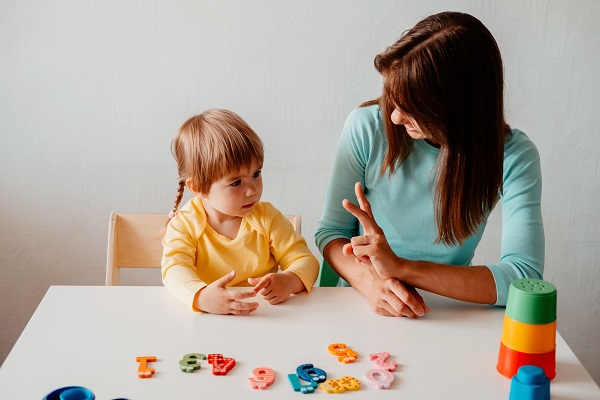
top-left (200, 160), bottom-right (263, 219)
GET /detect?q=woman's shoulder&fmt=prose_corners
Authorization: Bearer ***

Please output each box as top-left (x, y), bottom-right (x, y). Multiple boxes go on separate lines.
top-left (341, 104), bottom-right (385, 150)
top-left (505, 128), bottom-right (541, 161)
top-left (345, 104), bottom-right (382, 127)
top-left (502, 128), bottom-right (542, 185)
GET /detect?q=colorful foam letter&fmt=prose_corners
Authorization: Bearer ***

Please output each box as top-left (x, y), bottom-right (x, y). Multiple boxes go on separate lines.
top-left (207, 353), bottom-right (236, 375)
top-left (365, 368), bottom-right (395, 389)
top-left (136, 356), bottom-right (156, 378)
top-left (288, 373), bottom-right (318, 394)
top-left (369, 352), bottom-right (397, 371)
top-left (179, 353), bottom-right (206, 373)
top-left (327, 343), bottom-right (358, 364)
top-left (319, 376), bottom-right (361, 393)
top-left (296, 363), bottom-right (327, 383)
top-left (248, 367), bottom-right (276, 390)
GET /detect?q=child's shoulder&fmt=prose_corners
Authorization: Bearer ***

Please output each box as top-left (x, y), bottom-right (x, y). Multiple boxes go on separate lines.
top-left (247, 201), bottom-right (282, 224)
top-left (168, 197), bottom-right (207, 236)
top-left (245, 202), bottom-right (289, 234)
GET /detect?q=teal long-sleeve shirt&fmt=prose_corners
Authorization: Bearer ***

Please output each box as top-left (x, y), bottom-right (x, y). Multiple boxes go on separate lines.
top-left (315, 105), bottom-right (544, 305)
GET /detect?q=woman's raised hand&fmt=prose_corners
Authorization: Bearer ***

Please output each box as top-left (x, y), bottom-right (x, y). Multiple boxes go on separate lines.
top-left (342, 182), bottom-right (399, 280)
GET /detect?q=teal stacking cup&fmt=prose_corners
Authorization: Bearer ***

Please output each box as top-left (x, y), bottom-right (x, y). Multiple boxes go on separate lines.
top-left (505, 279), bottom-right (557, 325)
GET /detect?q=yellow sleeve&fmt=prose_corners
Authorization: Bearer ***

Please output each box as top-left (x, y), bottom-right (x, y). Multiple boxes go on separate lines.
top-left (265, 204), bottom-right (320, 292)
top-left (161, 206), bottom-right (206, 312)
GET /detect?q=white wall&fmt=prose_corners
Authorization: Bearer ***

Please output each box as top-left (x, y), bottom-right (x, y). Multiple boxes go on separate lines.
top-left (1, 0), bottom-right (599, 385)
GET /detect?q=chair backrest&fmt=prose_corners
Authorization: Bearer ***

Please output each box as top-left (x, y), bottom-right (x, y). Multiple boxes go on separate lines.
top-left (105, 212), bottom-right (302, 286)
top-left (286, 213), bottom-right (301, 234)
top-left (105, 212), bottom-right (169, 285)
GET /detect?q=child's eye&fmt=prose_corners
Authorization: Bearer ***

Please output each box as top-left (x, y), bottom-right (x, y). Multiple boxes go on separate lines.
top-left (253, 170), bottom-right (262, 178)
top-left (230, 179), bottom-right (241, 187)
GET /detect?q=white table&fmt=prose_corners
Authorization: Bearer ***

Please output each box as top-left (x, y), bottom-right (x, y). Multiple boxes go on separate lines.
top-left (0, 286), bottom-right (598, 399)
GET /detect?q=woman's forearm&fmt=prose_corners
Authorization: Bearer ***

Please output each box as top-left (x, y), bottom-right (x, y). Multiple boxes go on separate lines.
top-left (396, 259), bottom-right (497, 304)
top-left (323, 239), bottom-right (374, 294)
top-left (324, 238), bottom-right (496, 305)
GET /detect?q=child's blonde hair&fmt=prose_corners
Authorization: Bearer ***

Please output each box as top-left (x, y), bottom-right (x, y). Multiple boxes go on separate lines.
top-left (169, 109), bottom-right (264, 218)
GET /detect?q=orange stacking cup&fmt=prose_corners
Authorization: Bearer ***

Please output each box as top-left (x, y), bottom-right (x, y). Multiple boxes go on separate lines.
top-left (500, 315), bottom-right (556, 354)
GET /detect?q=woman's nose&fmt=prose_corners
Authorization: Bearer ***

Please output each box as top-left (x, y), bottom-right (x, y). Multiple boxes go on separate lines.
top-left (391, 108), bottom-right (409, 125)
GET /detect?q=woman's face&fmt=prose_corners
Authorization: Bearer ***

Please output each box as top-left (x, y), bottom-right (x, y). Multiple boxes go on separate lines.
top-left (391, 108), bottom-right (427, 140)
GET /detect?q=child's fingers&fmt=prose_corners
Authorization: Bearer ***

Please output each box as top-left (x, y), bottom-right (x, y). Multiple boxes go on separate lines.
top-left (249, 275), bottom-right (271, 293)
top-left (267, 295), bottom-right (284, 305)
top-left (215, 270), bottom-right (236, 287)
top-left (229, 290), bottom-right (257, 301)
top-left (229, 300), bottom-right (259, 315)
top-left (246, 276), bottom-right (261, 287)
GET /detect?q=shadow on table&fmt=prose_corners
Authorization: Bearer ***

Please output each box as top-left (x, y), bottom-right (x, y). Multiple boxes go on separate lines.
top-left (550, 361), bottom-right (598, 400)
top-left (418, 291), bottom-right (504, 322)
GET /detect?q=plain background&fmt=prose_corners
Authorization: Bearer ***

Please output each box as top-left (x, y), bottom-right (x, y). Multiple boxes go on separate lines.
top-left (1, 0), bottom-right (598, 385)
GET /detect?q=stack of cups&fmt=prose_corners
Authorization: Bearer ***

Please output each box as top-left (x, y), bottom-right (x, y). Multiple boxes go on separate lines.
top-left (497, 278), bottom-right (557, 380)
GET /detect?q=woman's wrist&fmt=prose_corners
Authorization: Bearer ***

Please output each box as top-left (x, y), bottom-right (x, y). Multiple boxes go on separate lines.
top-left (350, 264), bottom-right (379, 295)
top-left (390, 256), bottom-right (409, 280)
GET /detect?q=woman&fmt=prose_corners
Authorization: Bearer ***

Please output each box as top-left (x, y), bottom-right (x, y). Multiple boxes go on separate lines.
top-left (315, 11), bottom-right (544, 317)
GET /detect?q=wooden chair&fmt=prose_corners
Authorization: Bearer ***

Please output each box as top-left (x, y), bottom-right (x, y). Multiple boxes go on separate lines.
top-left (105, 212), bottom-right (169, 285)
top-left (105, 212), bottom-right (302, 286)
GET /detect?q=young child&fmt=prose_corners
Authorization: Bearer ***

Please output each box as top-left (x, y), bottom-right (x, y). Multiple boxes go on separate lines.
top-left (162, 109), bottom-right (319, 314)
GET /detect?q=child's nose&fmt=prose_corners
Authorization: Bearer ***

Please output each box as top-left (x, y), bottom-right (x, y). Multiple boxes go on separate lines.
top-left (246, 182), bottom-right (258, 196)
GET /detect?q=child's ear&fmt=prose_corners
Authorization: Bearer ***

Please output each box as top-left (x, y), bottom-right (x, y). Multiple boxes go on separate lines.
top-left (186, 178), bottom-right (208, 198)
top-left (185, 178), bottom-right (200, 195)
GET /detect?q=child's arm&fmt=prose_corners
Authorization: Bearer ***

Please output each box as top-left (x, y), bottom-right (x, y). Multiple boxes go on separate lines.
top-left (247, 271), bottom-right (304, 304)
top-left (198, 271), bottom-right (259, 314)
top-left (269, 214), bottom-right (320, 295)
top-left (247, 205), bottom-right (320, 303)
top-left (163, 209), bottom-right (258, 314)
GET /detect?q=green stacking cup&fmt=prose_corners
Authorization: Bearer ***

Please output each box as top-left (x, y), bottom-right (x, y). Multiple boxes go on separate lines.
top-left (505, 279), bottom-right (557, 325)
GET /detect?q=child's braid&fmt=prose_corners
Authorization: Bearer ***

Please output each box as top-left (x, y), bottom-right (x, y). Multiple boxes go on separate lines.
top-left (168, 178), bottom-right (186, 219)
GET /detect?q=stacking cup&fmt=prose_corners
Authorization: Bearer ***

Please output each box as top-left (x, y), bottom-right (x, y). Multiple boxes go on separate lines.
top-left (497, 279), bottom-right (557, 380)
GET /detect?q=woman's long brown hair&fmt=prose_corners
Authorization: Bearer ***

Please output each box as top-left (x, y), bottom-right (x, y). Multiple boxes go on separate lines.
top-left (367, 12), bottom-right (508, 245)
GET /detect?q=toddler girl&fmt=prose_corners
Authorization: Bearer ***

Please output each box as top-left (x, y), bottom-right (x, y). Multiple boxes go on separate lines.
top-left (162, 109), bottom-right (319, 314)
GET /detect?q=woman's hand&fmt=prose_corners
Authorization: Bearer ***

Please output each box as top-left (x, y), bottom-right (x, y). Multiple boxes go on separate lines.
top-left (366, 271), bottom-right (429, 317)
top-left (342, 182), bottom-right (429, 317)
top-left (196, 271), bottom-right (259, 315)
top-left (342, 182), bottom-right (401, 280)
top-left (248, 271), bottom-right (304, 305)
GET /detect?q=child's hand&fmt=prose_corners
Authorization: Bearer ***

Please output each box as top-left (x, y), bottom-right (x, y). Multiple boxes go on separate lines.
top-left (248, 271), bottom-right (304, 305)
top-left (197, 271), bottom-right (259, 315)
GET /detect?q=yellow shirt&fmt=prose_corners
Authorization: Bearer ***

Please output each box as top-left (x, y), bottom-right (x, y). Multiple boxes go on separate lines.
top-left (162, 198), bottom-right (319, 310)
